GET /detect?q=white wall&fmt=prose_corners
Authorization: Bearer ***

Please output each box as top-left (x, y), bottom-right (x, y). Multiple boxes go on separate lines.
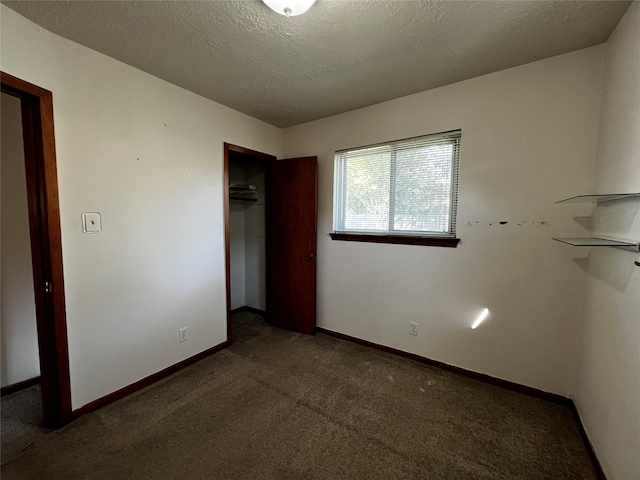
top-left (0, 5), bottom-right (282, 408)
top-left (283, 46), bottom-right (605, 396)
top-left (244, 163), bottom-right (266, 311)
top-left (1, 92), bottom-right (41, 387)
top-left (574, 3), bottom-right (640, 478)
top-left (229, 162), bottom-right (247, 310)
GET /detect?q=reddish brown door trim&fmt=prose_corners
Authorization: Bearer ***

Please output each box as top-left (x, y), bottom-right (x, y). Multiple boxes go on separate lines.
top-left (223, 143), bottom-right (276, 343)
top-left (0, 376), bottom-right (41, 397)
top-left (1, 72), bottom-right (72, 428)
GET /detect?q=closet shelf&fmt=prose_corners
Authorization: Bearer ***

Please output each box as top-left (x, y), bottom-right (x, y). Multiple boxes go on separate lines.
top-left (555, 193), bottom-right (640, 204)
top-left (229, 181), bottom-right (258, 201)
top-left (230, 197), bottom-right (258, 203)
top-left (229, 182), bottom-right (257, 191)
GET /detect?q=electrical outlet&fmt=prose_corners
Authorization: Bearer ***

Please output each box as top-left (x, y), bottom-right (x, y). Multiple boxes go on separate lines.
top-left (409, 322), bottom-right (418, 336)
top-left (179, 327), bottom-right (188, 343)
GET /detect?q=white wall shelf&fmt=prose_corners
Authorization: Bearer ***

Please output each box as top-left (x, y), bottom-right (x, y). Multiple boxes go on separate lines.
top-left (554, 193), bottom-right (640, 251)
top-left (555, 193), bottom-right (640, 203)
top-left (552, 237), bottom-right (639, 250)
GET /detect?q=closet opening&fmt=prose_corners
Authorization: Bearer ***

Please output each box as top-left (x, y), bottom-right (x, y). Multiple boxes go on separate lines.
top-left (223, 143), bottom-right (318, 342)
top-left (224, 144), bottom-right (275, 342)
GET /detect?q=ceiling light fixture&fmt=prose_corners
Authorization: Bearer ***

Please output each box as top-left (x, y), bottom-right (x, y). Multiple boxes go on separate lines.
top-left (262, 0), bottom-right (316, 17)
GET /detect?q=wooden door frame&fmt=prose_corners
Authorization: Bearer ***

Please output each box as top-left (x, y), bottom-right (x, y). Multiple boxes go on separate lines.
top-left (223, 143), bottom-right (276, 343)
top-left (1, 72), bottom-right (72, 428)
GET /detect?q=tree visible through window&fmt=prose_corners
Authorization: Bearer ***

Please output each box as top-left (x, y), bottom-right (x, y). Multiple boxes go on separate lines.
top-left (333, 131), bottom-right (461, 238)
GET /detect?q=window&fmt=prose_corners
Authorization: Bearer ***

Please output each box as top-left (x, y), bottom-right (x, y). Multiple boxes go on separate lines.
top-left (331, 130), bottom-right (461, 247)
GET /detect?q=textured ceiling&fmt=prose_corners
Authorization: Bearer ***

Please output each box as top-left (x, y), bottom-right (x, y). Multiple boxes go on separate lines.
top-left (3, 0), bottom-right (631, 127)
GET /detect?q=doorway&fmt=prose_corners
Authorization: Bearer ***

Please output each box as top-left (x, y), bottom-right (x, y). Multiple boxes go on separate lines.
top-left (223, 143), bottom-right (318, 341)
top-left (225, 145), bottom-right (272, 340)
top-left (0, 72), bottom-right (72, 429)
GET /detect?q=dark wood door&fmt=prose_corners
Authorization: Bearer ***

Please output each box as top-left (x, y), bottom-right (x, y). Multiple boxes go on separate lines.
top-left (266, 157), bottom-right (318, 335)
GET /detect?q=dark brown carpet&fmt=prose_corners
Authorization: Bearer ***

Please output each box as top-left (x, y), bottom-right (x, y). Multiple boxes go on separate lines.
top-left (1, 312), bottom-right (597, 479)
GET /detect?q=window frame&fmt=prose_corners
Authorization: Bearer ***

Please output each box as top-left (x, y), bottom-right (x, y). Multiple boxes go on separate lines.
top-left (331, 130), bottom-right (461, 247)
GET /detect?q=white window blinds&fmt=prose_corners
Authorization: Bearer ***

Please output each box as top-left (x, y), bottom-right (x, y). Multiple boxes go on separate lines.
top-left (333, 130), bottom-right (461, 236)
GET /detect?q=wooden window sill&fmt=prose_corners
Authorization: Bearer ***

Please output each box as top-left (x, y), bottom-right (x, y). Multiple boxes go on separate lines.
top-left (329, 233), bottom-right (460, 247)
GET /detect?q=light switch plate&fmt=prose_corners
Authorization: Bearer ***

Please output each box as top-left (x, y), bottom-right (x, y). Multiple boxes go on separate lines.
top-left (82, 212), bottom-right (102, 233)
